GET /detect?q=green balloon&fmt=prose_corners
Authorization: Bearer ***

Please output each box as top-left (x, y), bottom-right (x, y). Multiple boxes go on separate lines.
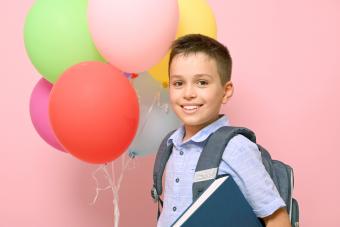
top-left (24, 0), bottom-right (105, 83)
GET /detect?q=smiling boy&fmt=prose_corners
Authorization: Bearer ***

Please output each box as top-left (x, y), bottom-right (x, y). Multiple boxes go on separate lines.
top-left (156, 34), bottom-right (291, 227)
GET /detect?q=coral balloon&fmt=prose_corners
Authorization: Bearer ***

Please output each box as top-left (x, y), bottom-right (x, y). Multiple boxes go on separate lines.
top-left (88, 0), bottom-right (179, 72)
top-left (29, 78), bottom-right (65, 151)
top-left (148, 0), bottom-right (217, 85)
top-left (49, 62), bottom-right (139, 164)
top-left (24, 0), bottom-right (104, 83)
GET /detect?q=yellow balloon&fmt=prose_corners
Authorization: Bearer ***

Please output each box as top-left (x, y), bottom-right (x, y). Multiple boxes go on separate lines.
top-left (148, 0), bottom-right (217, 85)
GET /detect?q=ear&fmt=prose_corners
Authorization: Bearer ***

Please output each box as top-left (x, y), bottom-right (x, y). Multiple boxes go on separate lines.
top-left (222, 81), bottom-right (234, 104)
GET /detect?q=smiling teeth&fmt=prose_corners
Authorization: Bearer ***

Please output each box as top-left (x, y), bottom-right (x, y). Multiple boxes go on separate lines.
top-left (183, 106), bottom-right (199, 110)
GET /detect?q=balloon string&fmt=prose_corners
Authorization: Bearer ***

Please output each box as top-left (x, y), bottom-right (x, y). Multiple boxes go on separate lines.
top-left (90, 152), bottom-right (135, 227)
top-left (155, 91), bottom-right (169, 113)
top-left (90, 165), bottom-right (112, 205)
top-left (138, 92), bottom-right (158, 135)
top-left (139, 91), bottom-right (169, 136)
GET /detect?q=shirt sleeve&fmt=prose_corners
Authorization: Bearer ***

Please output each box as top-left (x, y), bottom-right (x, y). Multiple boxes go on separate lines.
top-left (218, 134), bottom-right (286, 218)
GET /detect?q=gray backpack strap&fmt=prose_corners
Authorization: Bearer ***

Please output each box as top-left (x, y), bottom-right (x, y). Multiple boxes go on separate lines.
top-left (151, 130), bottom-right (176, 220)
top-left (271, 160), bottom-right (294, 216)
top-left (152, 130), bottom-right (176, 201)
top-left (192, 126), bottom-right (256, 201)
top-left (257, 145), bottom-right (295, 218)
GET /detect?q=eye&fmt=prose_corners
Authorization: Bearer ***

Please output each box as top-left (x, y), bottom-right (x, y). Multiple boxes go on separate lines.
top-left (197, 80), bottom-right (208, 87)
top-left (172, 81), bottom-right (183, 87)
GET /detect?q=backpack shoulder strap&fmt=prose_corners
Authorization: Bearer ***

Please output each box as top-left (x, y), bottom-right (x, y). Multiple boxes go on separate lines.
top-left (152, 130), bottom-right (176, 201)
top-left (192, 126), bottom-right (256, 201)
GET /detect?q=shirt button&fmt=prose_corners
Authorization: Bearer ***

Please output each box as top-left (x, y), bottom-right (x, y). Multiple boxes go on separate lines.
top-left (180, 151), bottom-right (184, 155)
top-left (175, 178), bottom-right (180, 183)
top-left (173, 206), bottom-right (177, 212)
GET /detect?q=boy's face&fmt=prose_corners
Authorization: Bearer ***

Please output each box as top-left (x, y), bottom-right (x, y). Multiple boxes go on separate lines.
top-left (169, 52), bottom-right (233, 132)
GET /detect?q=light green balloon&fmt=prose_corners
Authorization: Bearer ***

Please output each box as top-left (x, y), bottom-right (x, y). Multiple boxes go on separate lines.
top-left (24, 0), bottom-right (105, 83)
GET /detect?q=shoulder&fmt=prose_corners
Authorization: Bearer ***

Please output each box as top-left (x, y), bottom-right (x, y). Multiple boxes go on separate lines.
top-left (223, 134), bottom-right (261, 161)
top-left (219, 134), bottom-right (286, 218)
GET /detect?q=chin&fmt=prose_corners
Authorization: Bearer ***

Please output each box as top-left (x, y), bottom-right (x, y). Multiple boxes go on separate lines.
top-left (180, 116), bottom-right (206, 127)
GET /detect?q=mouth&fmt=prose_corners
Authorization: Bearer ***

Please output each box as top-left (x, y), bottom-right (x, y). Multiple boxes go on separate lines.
top-left (180, 104), bottom-right (203, 114)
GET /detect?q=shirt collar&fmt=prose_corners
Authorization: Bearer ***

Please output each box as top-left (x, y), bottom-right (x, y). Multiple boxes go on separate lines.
top-left (167, 114), bottom-right (230, 146)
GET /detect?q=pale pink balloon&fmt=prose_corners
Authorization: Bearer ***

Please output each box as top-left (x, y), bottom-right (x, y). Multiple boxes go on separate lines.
top-left (29, 78), bottom-right (65, 152)
top-left (88, 0), bottom-right (179, 73)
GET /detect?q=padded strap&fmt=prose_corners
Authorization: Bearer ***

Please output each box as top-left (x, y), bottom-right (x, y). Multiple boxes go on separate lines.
top-left (152, 130), bottom-right (175, 198)
top-left (192, 126), bottom-right (256, 201)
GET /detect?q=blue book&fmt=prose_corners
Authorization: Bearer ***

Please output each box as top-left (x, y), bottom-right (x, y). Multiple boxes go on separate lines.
top-left (171, 175), bottom-right (264, 227)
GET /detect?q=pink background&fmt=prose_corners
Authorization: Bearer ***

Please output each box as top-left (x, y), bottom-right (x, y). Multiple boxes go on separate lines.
top-left (1, 0), bottom-right (339, 226)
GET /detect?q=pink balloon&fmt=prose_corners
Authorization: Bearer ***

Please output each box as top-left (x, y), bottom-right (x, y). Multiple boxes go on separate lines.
top-left (29, 78), bottom-right (65, 152)
top-left (88, 0), bottom-right (179, 73)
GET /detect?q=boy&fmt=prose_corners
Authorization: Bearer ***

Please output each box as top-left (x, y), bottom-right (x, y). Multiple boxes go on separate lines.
top-left (157, 34), bottom-right (291, 227)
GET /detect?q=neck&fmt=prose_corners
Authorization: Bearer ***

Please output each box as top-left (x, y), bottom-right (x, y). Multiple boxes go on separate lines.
top-left (182, 115), bottom-right (222, 142)
top-left (182, 126), bottom-right (201, 142)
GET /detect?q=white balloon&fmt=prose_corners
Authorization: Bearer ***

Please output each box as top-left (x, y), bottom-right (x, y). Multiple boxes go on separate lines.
top-left (129, 73), bottom-right (180, 156)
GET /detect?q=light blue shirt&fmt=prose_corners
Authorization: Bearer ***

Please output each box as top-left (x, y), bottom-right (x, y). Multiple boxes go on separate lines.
top-left (157, 115), bottom-right (285, 227)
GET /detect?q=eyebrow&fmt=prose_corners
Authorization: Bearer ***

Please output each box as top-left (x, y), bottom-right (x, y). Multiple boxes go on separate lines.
top-left (170, 74), bottom-right (213, 79)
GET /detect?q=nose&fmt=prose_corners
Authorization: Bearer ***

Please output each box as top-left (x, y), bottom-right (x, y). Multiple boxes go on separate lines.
top-left (183, 84), bottom-right (197, 99)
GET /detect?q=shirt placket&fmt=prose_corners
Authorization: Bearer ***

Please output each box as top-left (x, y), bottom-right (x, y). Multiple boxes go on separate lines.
top-left (171, 144), bottom-right (186, 214)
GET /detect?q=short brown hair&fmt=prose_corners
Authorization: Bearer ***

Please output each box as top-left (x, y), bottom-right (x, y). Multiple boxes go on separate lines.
top-left (169, 34), bottom-right (232, 85)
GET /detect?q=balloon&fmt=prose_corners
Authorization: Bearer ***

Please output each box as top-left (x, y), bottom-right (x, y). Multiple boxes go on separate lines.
top-left (88, 0), bottom-right (179, 72)
top-left (128, 73), bottom-right (180, 156)
top-left (49, 62), bottom-right (139, 164)
top-left (29, 78), bottom-right (65, 152)
top-left (176, 0), bottom-right (217, 37)
top-left (123, 72), bottom-right (139, 79)
top-left (24, 0), bottom-right (104, 83)
top-left (148, 0), bottom-right (217, 85)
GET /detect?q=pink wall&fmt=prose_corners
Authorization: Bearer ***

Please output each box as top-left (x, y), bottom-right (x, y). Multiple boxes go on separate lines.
top-left (211, 1), bottom-right (340, 226)
top-left (1, 0), bottom-right (339, 226)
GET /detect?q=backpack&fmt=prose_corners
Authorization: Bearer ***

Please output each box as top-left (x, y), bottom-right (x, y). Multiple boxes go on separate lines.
top-left (151, 126), bottom-right (300, 227)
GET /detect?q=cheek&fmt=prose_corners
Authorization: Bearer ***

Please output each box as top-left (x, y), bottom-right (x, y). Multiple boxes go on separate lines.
top-left (203, 90), bottom-right (224, 105)
top-left (169, 88), bottom-right (180, 99)
top-left (169, 90), bottom-right (179, 106)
